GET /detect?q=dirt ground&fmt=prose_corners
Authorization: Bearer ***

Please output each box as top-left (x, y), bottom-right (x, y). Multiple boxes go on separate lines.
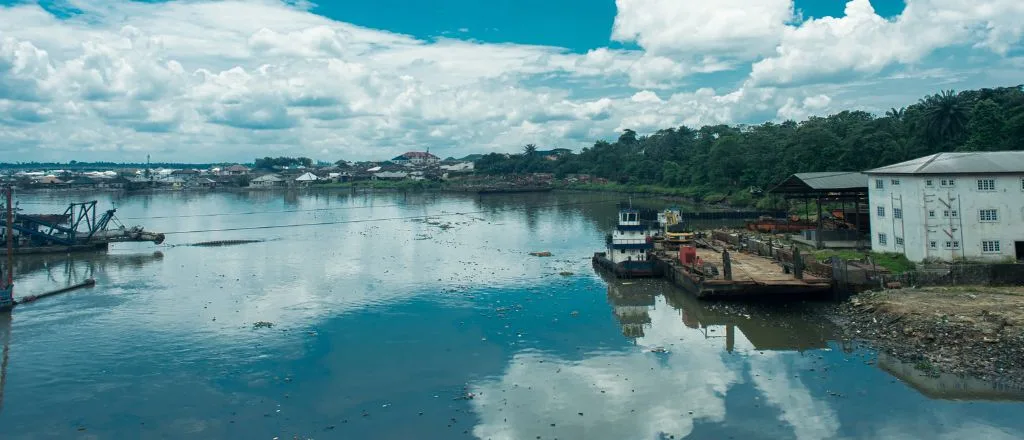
top-left (832, 286), bottom-right (1024, 386)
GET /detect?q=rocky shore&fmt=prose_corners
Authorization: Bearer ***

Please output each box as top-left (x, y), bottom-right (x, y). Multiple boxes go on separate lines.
top-left (829, 286), bottom-right (1024, 387)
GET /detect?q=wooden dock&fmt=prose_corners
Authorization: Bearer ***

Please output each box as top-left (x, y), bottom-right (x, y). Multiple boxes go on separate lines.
top-left (653, 242), bottom-right (833, 300)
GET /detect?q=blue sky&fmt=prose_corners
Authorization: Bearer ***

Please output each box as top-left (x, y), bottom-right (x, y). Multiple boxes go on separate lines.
top-left (0, 0), bottom-right (1021, 162)
top-left (312, 0), bottom-right (907, 52)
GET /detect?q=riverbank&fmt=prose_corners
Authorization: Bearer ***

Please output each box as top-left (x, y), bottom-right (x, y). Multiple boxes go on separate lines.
top-left (830, 286), bottom-right (1024, 387)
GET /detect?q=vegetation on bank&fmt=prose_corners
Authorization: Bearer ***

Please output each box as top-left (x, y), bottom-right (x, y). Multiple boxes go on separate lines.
top-left (475, 86), bottom-right (1024, 207)
top-left (813, 250), bottom-right (916, 274)
top-left (319, 179), bottom-right (444, 190)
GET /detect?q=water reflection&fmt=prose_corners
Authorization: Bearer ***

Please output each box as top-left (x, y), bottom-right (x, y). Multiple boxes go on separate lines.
top-left (877, 353), bottom-right (1024, 401)
top-left (0, 191), bottom-right (1021, 439)
top-left (469, 269), bottom-right (847, 440)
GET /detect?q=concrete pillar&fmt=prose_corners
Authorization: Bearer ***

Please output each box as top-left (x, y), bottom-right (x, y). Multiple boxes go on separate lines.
top-left (726, 325), bottom-right (735, 353)
top-left (723, 250), bottom-right (733, 281)
top-left (793, 247), bottom-right (804, 280)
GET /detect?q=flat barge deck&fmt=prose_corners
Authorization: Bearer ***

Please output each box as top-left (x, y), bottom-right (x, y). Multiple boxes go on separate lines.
top-left (653, 242), bottom-right (832, 300)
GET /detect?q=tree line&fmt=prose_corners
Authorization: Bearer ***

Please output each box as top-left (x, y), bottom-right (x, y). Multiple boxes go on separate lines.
top-left (475, 86), bottom-right (1024, 202)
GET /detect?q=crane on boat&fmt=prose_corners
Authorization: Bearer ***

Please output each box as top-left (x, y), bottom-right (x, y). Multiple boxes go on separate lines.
top-left (0, 192), bottom-right (164, 256)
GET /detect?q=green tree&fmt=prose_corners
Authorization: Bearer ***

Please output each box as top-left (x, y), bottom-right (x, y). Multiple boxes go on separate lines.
top-left (962, 99), bottom-right (1006, 151)
top-left (920, 90), bottom-right (969, 144)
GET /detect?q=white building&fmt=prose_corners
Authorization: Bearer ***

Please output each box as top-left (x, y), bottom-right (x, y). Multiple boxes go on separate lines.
top-left (391, 151), bottom-right (440, 166)
top-left (866, 151), bottom-right (1024, 262)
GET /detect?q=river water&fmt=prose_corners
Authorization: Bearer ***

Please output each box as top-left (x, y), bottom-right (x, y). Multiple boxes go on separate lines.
top-left (0, 190), bottom-right (1022, 439)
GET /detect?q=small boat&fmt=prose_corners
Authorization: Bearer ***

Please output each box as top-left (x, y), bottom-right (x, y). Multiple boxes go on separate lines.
top-left (593, 208), bottom-right (658, 277)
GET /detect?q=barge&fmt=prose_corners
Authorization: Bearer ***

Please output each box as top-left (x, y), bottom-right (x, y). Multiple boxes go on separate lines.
top-left (653, 240), bottom-right (832, 300)
top-left (592, 208), bottom-right (660, 277)
top-left (0, 200), bottom-right (165, 255)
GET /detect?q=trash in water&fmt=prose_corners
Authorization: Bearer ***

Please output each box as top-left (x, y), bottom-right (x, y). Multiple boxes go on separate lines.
top-left (529, 251), bottom-right (553, 257)
top-left (253, 321), bottom-right (275, 329)
top-left (559, 271), bottom-right (574, 276)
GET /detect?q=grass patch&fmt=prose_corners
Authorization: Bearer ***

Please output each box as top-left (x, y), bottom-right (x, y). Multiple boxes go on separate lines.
top-left (814, 250), bottom-right (916, 274)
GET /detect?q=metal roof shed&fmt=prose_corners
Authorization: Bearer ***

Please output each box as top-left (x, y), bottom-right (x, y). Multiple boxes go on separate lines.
top-left (768, 171), bottom-right (870, 249)
top-left (770, 172), bottom-right (869, 199)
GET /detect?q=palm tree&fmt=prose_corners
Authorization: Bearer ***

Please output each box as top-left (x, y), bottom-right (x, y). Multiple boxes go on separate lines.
top-left (885, 107), bottom-right (905, 121)
top-left (920, 90), bottom-right (968, 142)
top-left (523, 144), bottom-right (537, 156)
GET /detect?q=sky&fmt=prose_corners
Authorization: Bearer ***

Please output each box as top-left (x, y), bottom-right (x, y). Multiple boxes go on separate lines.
top-left (0, 0), bottom-right (1022, 163)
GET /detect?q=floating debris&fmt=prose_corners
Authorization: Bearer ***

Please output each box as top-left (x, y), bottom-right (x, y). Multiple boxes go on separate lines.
top-left (529, 251), bottom-right (553, 257)
top-left (189, 239), bottom-right (265, 247)
top-left (253, 321), bottom-right (275, 329)
top-left (559, 271), bottom-right (574, 276)
top-left (649, 347), bottom-right (669, 354)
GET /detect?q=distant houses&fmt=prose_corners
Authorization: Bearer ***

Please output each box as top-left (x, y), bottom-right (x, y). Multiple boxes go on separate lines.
top-left (391, 151), bottom-right (440, 166)
top-left (251, 174), bottom-right (286, 187)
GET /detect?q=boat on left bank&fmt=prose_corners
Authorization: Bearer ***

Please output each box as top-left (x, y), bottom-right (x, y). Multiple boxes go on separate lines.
top-left (593, 208), bottom-right (660, 277)
top-left (0, 198), bottom-right (164, 255)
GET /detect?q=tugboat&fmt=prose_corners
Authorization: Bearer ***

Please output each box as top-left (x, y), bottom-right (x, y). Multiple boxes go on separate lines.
top-left (592, 208), bottom-right (658, 277)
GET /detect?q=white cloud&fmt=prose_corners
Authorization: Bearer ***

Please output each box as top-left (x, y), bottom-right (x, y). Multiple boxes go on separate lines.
top-left (750, 0), bottom-right (1024, 87)
top-left (612, 0), bottom-right (795, 59)
top-left (0, 0), bottom-right (1020, 161)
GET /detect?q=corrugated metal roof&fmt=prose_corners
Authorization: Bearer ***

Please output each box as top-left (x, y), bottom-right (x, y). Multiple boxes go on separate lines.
top-left (770, 172), bottom-right (868, 194)
top-left (793, 172), bottom-right (869, 190)
top-left (865, 151), bottom-right (1024, 175)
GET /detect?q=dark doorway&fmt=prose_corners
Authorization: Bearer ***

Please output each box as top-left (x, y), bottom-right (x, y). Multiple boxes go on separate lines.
top-left (1017, 241), bottom-right (1024, 262)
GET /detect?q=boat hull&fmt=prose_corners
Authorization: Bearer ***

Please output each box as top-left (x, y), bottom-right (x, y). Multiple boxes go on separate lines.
top-left (592, 252), bottom-right (659, 278)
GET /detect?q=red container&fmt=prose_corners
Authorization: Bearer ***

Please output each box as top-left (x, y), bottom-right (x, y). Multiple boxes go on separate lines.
top-left (679, 246), bottom-right (697, 265)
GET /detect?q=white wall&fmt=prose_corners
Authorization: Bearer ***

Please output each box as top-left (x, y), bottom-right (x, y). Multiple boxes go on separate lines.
top-left (869, 173), bottom-right (1024, 262)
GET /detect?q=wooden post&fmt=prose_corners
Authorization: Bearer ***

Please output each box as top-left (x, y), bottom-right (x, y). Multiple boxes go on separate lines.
top-left (722, 250), bottom-right (732, 281)
top-left (816, 196), bottom-right (824, 250)
top-left (793, 247), bottom-right (804, 280)
top-left (768, 238), bottom-right (773, 258)
top-left (854, 199), bottom-right (861, 249)
top-left (726, 324), bottom-right (735, 353)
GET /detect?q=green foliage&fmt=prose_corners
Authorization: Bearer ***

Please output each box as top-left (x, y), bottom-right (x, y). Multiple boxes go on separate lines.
top-left (814, 250), bottom-right (916, 274)
top-left (474, 86), bottom-right (1024, 204)
top-left (254, 156), bottom-right (313, 170)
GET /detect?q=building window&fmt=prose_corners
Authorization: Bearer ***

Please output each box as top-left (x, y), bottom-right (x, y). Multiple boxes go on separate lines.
top-left (944, 241), bottom-right (961, 249)
top-left (977, 179), bottom-right (995, 191)
top-left (891, 179), bottom-right (900, 186)
top-left (982, 241), bottom-right (1001, 253)
top-left (925, 179), bottom-right (933, 187)
top-left (940, 179), bottom-right (956, 187)
top-left (893, 208), bottom-right (902, 219)
top-left (979, 209), bottom-right (999, 222)
top-left (943, 210), bottom-right (958, 218)
top-left (878, 233), bottom-right (888, 245)
top-left (620, 249), bottom-right (626, 254)
top-left (928, 210), bottom-right (935, 218)
top-left (895, 237), bottom-right (904, 246)
top-left (929, 241), bottom-right (937, 249)
top-left (875, 179), bottom-right (884, 189)
top-left (877, 206), bottom-right (885, 217)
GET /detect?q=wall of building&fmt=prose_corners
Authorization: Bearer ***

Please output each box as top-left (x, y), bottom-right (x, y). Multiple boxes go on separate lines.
top-left (870, 173), bottom-right (1024, 262)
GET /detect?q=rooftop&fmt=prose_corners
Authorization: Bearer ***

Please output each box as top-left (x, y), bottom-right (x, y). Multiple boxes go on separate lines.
top-left (865, 151), bottom-right (1024, 175)
top-left (770, 172), bottom-right (868, 195)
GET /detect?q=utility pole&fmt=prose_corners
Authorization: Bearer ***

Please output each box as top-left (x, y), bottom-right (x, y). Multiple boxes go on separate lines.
top-left (1, 186), bottom-right (14, 311)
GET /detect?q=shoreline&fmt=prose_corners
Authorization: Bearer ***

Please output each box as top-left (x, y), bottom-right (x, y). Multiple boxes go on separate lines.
top-left (12, 184), bottom-right (755, 208)
top-left (826, 286), bottom-right (1024, 388)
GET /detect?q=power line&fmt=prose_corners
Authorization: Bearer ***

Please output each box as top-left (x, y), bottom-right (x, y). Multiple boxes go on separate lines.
top-left (161, 196), bottom-right (655, 236)
top-left (119, 201), bottom-right (438, 220)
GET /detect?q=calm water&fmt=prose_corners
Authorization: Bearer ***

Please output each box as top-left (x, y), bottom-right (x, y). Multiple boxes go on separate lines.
top-left (0, 190), bottom-right (1022, 439)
